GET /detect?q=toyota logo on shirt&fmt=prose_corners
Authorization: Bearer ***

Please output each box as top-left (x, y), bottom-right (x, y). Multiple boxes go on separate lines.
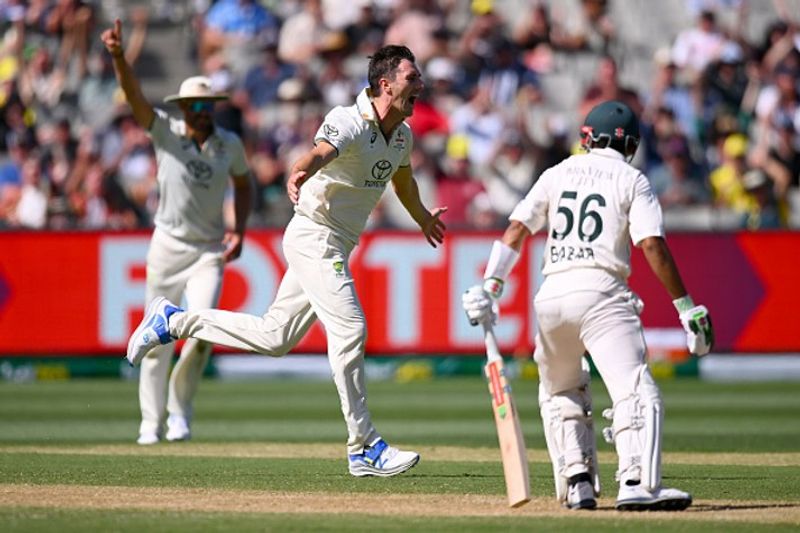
top-left (371, 160), bottom-right (393, 181)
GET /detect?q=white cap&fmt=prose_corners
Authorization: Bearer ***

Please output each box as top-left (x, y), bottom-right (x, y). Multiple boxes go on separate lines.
top-left (164, 76), bottom-right (228, 103)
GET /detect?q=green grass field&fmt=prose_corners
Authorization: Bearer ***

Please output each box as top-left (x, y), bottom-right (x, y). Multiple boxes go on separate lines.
top-left (1, 374), bottom-right (799, 531)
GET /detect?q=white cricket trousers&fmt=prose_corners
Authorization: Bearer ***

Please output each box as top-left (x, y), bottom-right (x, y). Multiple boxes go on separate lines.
top-left (139, 228), bottom-right (224, 437)
top-left (170, 215), bottom-right (380, 455)
top-left (533, 272), bottom-right (651, 405)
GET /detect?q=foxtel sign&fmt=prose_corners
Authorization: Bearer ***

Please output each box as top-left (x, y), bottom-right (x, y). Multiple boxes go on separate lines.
top-left (0, 230), bottom-right (796, 355)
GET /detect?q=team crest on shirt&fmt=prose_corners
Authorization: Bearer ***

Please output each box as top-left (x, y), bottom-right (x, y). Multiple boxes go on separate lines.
top-left (323, 124), bottom-right (339, 138)
top-left (186, 159), bottom-right (213, 189)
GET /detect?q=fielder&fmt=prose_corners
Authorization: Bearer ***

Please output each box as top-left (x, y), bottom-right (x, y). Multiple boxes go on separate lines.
top-left (463, 100), bottom-right (714, 511)
top-left (126, 45), bottom-right (447, 476)
top-left (102, 20), bottom-right (253, 445)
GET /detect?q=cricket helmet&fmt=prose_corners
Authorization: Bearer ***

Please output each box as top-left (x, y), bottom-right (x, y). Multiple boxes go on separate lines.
top-left (580, 100), bottom-right (640, 159)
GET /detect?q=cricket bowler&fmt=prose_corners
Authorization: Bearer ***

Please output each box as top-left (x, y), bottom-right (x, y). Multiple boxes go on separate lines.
top-left (126, 45), bottom-right (447, 477)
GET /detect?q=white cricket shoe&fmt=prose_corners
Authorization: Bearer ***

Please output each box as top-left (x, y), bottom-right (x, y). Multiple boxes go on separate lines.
top-left (137, 432), bottom-right (159, 445)
top-left (165, 415), bottom-right (191, 442)
top-left (126, 297), bottom-right (182, 367)
top-left (615, 483), bottom-right (692, 511)
top-left (565, 480), bottom-right (597, 510)
top-left (348, 439), bottom-right (419, 477)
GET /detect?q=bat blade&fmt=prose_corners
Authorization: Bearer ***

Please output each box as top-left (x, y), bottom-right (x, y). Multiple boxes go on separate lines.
top-left (484, 324), bottom-right (531, 508)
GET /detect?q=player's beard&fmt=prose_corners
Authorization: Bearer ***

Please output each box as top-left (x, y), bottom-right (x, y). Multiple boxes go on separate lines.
top-left (188, 113), bottom-right (214, 136)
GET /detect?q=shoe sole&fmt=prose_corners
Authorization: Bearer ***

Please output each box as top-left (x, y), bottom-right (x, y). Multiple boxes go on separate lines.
top-left (615, 497), bottom-right (692, 512)
top-left (165, 433), bottom-right (191, 442)
top-left (566, 499), bottom-right (597, 510)
top-left (349, 455), bottom-right (420, 477)
top-left (126, 297), bottom-right (167, 366)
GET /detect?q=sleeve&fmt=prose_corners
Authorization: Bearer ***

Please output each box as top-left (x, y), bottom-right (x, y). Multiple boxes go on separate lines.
top-left (147, 108), bottom-right (171, 146)
top-left (314, 107), bottom-right (358, 155)
top-left (509, 170), bottom-right (551, 234)
top-left (227, 134), bottom-right (249, 176)
top-left (628, 172), bottom-right (665, 245)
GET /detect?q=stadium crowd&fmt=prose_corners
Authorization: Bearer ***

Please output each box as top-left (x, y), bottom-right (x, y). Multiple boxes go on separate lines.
top-left (0, 0), bottom-right (798, 232)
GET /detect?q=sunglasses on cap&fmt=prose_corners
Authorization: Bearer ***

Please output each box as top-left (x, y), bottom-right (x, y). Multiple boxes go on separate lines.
top-left (188, 101), bottom-right (215, 113)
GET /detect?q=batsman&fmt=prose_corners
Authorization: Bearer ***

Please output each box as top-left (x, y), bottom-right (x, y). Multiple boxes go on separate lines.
top-left (462, 100), bottom-right (714, 511)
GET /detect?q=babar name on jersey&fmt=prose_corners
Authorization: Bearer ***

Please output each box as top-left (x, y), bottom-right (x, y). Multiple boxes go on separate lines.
top-left (549, 244), bottom-right (595, 264)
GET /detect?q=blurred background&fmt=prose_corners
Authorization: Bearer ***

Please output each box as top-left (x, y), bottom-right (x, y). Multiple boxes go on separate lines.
top-left (1, 0), bottom-right (799, 383)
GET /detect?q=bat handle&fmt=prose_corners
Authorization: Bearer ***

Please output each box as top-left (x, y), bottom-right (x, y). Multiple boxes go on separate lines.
top-left (482, 319), bottom-right (503, 362)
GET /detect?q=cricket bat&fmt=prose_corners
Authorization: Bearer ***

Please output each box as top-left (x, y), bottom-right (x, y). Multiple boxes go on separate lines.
top-left (482, 320), bottom-right (531, 508)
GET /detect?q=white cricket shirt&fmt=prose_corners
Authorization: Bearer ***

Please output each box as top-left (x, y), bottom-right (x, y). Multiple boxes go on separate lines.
top-left (295, 88), bottom-right (412, 244)
top-left (148, 109), bottom-right (248, 242)
top-left (510, 147), bottom-right (664, 285)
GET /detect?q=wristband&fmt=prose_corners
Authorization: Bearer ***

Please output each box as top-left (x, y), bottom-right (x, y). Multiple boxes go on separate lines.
top-left (672, 295), bottom-right (695, 313)
top-left (483, 240), bottom-right (519, 281)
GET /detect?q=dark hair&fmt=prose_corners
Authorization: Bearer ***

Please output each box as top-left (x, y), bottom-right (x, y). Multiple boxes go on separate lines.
top-left (367, 45), bottom-right (416, 95)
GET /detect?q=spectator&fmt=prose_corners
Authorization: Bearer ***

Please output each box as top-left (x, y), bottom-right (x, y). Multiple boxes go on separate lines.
top-left (238, 41), bottom-right (296, 134)
top-left (78, 8), bottom-right (148, 130)
top-left (476, 36), bottom-right (539, 110)
top-left (709, 132), bottom-right (758, 227)
top-left (579, 55), bottom-right (643, 120)
top-left (549, 0), bottom-right (615, 54)
top-left (436, 134), bottom-right (485, 228)
top-left (762, 117), bottom-right (800, 191)
top-left (457, 0), bottom-right (507, 86)
top-left (644, 50), bottom-right (697, 142)
top-left (199, 0), bottom-right (280, 76)
top-left (648, 134), bottom-right (710, 208)
top-left (671, 9), bottom-right (727, 81)
top-left (12, 157), bottom-right (47, 228)
top-left (753, 63), bottom-right (800, 166)
top-left (449, 84), bottom-right (504, 166)
top-left (740, 168), bottom-right (785, 229)
top-left (479, 129), bottom-right (537, 217)
top-left (697, 42), bottom-right (750, 141)
top-left (0, 128), bottom-right (36, 192)
top-left (384, 0), bottom-right (444, 65)
top-left (511, 1), bottom-right (554, 74)
top-left (277, 0), bottom-right (331, 67)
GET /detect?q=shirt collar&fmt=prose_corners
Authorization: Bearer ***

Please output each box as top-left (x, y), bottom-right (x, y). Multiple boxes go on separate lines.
top-left (590, 147), bottom-right (625, 160)
top-left (355, 87), bottom-right (377, 123)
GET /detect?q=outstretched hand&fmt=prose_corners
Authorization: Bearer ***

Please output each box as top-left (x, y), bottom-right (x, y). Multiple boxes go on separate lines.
top-left (100, 18), bottom-right (124, 57)
top-left (422, 207), bottom-right (447, 248)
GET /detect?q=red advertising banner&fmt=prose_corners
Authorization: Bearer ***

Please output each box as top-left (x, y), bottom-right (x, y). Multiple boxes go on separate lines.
top-left (0, 230), bottom-right (794, 355)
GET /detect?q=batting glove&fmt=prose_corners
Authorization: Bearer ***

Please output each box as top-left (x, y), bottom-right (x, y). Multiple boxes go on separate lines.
top-left (679, 305), bottom-right (714, 356)
top-left (462, 285), bottom-right (498, 326)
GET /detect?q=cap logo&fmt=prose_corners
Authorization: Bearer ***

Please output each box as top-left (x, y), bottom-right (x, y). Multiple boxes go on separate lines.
top-left (615, 127), bottom-right (624, 138)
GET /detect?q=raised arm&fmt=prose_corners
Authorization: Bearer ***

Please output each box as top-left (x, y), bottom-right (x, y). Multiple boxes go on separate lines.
top-left (101, 19), bottom-right (154, 130)
top-left (391, 165), bottom-right (447, 248)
